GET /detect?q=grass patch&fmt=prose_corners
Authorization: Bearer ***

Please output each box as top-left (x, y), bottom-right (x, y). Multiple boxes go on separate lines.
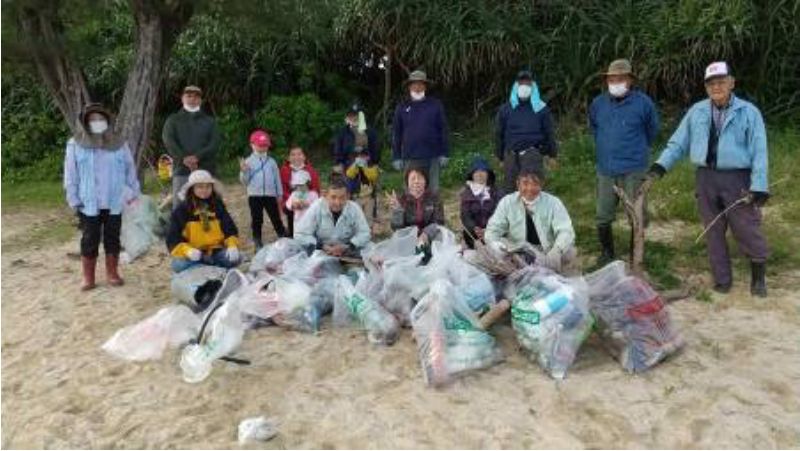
top-left (1, 180), bottom-right (65, 210)
top-left (3, 215), bottom-right (76, 253)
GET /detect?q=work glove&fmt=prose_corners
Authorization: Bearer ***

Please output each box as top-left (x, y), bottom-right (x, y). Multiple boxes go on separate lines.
top-left (226, 247), bottom-right (241, 263)
top-left (392, 160), bottom-right (403, 171)
top-left (647, 163), bottom-right (666, 180)
top-left (332, 164), bottom-right (344, 174)
top-left (439, 156), bottom-right (450, 168)
top-left (749, 191), bottom-right (770, 207)
top-left (187, 248), bottom-right (202, 261)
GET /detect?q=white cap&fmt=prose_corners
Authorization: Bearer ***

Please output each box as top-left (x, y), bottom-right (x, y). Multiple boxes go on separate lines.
top-left (704, 62), bottom-right (730, 81)
top-left (291, 169), bottom-right (311, 187)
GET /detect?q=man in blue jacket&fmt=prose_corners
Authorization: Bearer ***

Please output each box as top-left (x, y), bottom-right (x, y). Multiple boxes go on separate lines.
top-left (392, 70), bottom-right (450, 194)
top-left (649, 62), bottom-right (769, 297)
top-left (495, 70), bottom-right (558, 193)
top-left (589, 59), bottom-right (659, 264)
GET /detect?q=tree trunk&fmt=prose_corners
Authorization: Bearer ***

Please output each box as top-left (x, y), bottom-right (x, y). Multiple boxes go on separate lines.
top-left (14, 1), bottom-right (91, 135)
top-left (117, 0), bottom-right (194, 177)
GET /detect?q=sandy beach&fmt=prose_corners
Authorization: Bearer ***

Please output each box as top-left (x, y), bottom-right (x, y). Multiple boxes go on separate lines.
top-left (3, 185), bottom-right (799, 449)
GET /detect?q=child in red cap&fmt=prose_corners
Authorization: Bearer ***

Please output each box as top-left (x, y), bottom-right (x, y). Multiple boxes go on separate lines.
top-left (239, 129), bottom-right (285, 249)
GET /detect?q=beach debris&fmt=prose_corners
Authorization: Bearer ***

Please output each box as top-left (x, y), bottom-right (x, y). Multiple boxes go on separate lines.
top-left (102, 305), bottom-right (200, 361)
top-left (238, 416), bottom-right (278, 444)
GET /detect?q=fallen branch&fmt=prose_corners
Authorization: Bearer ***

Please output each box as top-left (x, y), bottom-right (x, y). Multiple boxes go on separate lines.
top-left (613, 177), bottom-right (654, 278)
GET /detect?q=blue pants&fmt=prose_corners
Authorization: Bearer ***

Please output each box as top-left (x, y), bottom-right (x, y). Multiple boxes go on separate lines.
top-left (171, 248), bottom-right (240, 273)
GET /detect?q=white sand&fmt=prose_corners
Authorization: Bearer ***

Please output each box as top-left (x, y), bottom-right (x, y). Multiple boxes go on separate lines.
top-left (3, 186), bottom-right (799, 449)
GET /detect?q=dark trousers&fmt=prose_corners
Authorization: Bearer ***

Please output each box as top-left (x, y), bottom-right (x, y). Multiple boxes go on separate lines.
top-left (284, 207), bottom-right (295, 238)
top-left (503, 147), bottom-right (544, 193)
top-left (79, 210), bottom-right (122, 257)
top-left (248, 196), bottom-right (286, 241)
top-left (696, 168), bottom-right (769, 286)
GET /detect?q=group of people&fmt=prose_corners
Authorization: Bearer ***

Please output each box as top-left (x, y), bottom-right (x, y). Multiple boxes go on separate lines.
top-left (64, 58), bottom-right (770, 297)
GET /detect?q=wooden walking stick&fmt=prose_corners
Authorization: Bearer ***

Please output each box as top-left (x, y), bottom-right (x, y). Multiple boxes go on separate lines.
top-left (613, 177), bottom-right (654, 278)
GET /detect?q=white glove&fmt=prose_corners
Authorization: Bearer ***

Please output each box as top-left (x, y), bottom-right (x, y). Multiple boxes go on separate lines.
top-left (439, 156), bottom-right (449, 168)
top-left (392, 160), bottom-right (403, 171)
top-left (187, 248), bottom-right (202, 261)
top-left (332, 164), bottom-right (344, 174)
top-left (226, 247), bottom-right (240, 263)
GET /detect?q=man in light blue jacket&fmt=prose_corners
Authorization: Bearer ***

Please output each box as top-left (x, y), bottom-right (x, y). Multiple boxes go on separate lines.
top-left (485, 163), bottom-right (577, 274)
top-left (294, 176), bottom-right (371, 258)
top-left (649, 62), bottom-right (769, 297)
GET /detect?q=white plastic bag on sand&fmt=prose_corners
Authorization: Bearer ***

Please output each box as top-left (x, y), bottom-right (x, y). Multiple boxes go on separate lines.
top-left (281, 250), bottom-right (342, 285)
top-left (334, 275), bottom-right (399, 345)
top-left (584, 260), bottom-right (627, 304)
top-left (238, 416), bottom-right (278, 444)
top-left (362, 226), bottom-right (419, 271)
top-left (180, 271), bottom-right (249, 383)
top-left (171, 265), bottom-right (228, 305)
top-left (249, 238), bottom-right (305, 273)
top-left (510, 273), bottom-right (593, 379)
top-left (102, 305), bottom-right (200, 361)
top-left (120, 195), bottom-right (161, 262)
top-left (411, 279), bottom-right (502, 387)
top-left (236, 275), bottom-right (313, 328)
top-left (379, 254), bottom-right (423, 325)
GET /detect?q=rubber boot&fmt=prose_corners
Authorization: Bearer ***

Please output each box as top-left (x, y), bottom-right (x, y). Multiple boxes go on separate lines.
top-left (750, 261), bottom-right (767, 298)
top-left (105, 254), bottom-right (124, 286)
top-left (596, 225), bottom-right (615, 265)
top-left (81, 257), bottom-right (97, 291)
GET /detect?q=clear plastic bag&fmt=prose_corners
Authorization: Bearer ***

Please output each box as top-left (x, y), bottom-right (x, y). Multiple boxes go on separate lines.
top-left (334, 275), bottom-right (399, 345)
top-left (102, 305), bottom-right (200, 361)
top-left (236, 275), bottom-right (314, 330)
top-left (170, 265), bottom-right (229, 305)
top-left (379, 254), bottom-right (424, 326)
top-left (362, 226), bottom-right (419, 272)
top-left (249, 238), bottom-right (305, 274)
top-left (450, 260), bottom-right (496, 314)
top-left (584, 260), bottom-right (628, 304)
top-left (590, 275), bottom-right (683, 373)
top-left (238, 416), bottom-right (278, 444)
top-left (410, 279), bottom-right (502, 387)
top-left (281, 250), bottom-right (342, 285)
top-left (120, 195), bottom-right (161, 262)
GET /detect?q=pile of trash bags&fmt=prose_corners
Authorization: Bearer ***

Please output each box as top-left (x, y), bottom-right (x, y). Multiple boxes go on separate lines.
top-left (103, 223), bottom-right (683, 386)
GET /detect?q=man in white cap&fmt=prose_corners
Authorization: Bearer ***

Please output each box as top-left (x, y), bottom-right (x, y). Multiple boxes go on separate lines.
top-left (649, 62), bottom-right (769, 297)
top-left (391, 69), bottom-right (450, 194)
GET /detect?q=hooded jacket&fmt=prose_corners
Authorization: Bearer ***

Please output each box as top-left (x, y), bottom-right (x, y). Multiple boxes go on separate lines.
top-left (167, 195), bottom-right (239, 257)
top-left (460, 158), bottom-right (501, 232)
top-left (495, 82), bottom-right (557, 161)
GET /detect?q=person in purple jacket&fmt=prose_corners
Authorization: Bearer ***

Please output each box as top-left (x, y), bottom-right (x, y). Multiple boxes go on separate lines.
top-left (391, 70), bottom-right (450, 194)
top-left (460, 156), bottom-right (502, 249)
top-left (64, 103), bottom-right (141, 291)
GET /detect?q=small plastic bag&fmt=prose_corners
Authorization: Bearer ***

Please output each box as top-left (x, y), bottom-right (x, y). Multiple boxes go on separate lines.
top-left (120, 195), bottom-right (161, 262)
top-left (411, 279), bottom-right (502, 387)
top-left (238, 416), bottom-right (278, 444)
top-left (249, 238), bottom-right (305, 274)
top-left (102, 305), bottom-right (200, 361)
top-left (171, 265), bottom-right (229, 306)
top-left (334, 275), bottom-right (399, 345)
top-left (590, 276), bottom-right (683, 373)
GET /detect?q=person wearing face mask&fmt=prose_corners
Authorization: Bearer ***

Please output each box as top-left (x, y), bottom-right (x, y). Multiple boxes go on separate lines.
top-left (333, 102), bottom-right (380, 193)
top-left (64, 103), bottom-right (141, 291)
top-left (387, 169), bottom-right (445, 254)
top-left (589, 59), bottom-right (659, 266)
top-left (649, 62), bottom-right (770, 297)
top-left (162, 86), bottom-right (221, 210)
top-left (391, 70), bottom-right (450, 194)
top-left (484, 162), bottom-right (577, 275)
top-left (279, 146), bottom-right (321, 237)
top-left (495, 70), bottom-right (558, 194)
top-left (460, 157), bottom-right (502, 249)
top-left (239, 130), bottom-right (285, 249)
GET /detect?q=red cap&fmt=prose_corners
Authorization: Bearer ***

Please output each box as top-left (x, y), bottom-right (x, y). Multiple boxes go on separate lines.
top-left (249, 130), bottom-right (271, 147)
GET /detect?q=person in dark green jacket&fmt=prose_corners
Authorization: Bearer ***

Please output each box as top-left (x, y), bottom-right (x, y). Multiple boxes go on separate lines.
top-left (162, 85), bottom-right (221, 210)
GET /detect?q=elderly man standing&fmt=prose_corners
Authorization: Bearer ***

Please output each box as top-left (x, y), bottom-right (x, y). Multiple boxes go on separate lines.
top-left (294, 176), bottom-right (371, 258)
top-left (391, 70), bottom-right (450, 194)
top-left (495, 70), bottom-right (558, 193)
top-left (162, 85), bottom-right (221, 209)
top-left (484, 162), bottom-right (577, 275)
top-left (649, 62), bottom-right (769, 297)
top-left (590, 59), bottom-right (659, 264)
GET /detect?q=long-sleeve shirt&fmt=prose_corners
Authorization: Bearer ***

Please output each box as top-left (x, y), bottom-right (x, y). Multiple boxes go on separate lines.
top-left (589, 90), bottom-right (659, 176)
top-left (162, 109), bottom-right (221, 176)
top-left (294, 198), bottom-right (371, 250)
top-left (392, 97), bottom-right (449, 161)
top-left (495, 102), bottom-right (557, 161)
top-left (333, 126), bottom-right (380, 165)
top-left (390, 191), bottom-right (445, 239)
top-left (63, 140), bottom-right (141, 216)
top-left (280, 161), bottom-right (321, 203)
top-left (239, 153), bottom-right (282, 197)
top-left (485, 191), bottom-right (575, 254)
top-left (655, 95), bottom-right (769, 192)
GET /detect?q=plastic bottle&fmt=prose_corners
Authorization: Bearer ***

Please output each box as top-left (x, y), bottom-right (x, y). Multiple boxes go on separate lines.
top-left (532, 287), bottom-right (572, 321)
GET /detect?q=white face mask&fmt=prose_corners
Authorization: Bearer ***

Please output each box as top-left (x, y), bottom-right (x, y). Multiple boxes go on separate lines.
top-left (517, 84), bottom-right (533, 100)
top-left (89, 120), bottom-right (108, 134)
top-left (410, 91), bottom-right (425, 101)
top-left (608, 83), bottom-right (628, 97)
top-left (355, 157), bottom-right (368, 167)
top-left (183, 104), bottom-right (201, 113)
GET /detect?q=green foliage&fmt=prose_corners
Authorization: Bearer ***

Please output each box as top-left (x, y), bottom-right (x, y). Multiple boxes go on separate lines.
top-left (254, 93), bottom-right (341, 150)
top-left (217, 105), bottom-right (253, 160)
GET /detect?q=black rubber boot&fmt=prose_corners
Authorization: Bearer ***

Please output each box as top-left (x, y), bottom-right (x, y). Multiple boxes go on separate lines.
top-left (750, 261), bottom-right (767, 298)
top-left (596, 225), bottom-right (615, 265)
